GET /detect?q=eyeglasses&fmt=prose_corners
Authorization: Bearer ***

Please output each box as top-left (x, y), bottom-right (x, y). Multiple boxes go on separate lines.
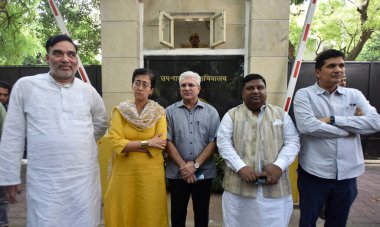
top-left (50, 50), bottom-right (77, 59)
top-left (133, 80), bottom-right (151, 90)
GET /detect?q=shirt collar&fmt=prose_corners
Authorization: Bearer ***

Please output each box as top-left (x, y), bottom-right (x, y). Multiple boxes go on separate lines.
top-left (243, 102), bottom-right (266, 113)
top-left (313, 82), bottom-right (344, 95)
top-left (176, 99), bottom-right (205, 109)
top-left (48, 72), bottom-right (75, 88)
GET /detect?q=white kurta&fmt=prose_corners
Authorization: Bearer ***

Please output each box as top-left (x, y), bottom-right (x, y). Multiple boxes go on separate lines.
top-left (0, 73), bottom-right (108, 227)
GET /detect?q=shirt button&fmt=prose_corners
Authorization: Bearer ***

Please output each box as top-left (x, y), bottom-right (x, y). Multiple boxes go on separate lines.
top-left (190, 132), bottom-right (192, 134)
top-left (190, 122), bottom-right (193, 124)
top-left (190, 142), bottom-right (193, 144)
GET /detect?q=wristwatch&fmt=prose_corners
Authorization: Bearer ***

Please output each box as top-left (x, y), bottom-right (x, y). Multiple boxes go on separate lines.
top-left (140, 140), bottom-right (149, 148)
top-left (194, 162), bottom-right (200, 169)
top-left (329, 116), bottom-right (335, 125)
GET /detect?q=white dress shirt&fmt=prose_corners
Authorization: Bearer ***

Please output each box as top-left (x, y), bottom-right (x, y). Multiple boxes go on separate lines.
top-left (294, 83), bottom-right (380, 180)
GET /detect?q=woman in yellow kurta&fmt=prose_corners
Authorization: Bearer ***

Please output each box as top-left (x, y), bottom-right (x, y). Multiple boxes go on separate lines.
top-left (104, 68), bottom-right (168, 227)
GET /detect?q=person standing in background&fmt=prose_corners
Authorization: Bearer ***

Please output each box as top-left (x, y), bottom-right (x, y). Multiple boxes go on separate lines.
top-left (189, 33), bottom-right (200, 48)
top-left (0, 81), bottom-right (11, 110)
top-left (0, 103), bottom-right (7, 227)
top-left (339, 73), bottom-right (347, 87)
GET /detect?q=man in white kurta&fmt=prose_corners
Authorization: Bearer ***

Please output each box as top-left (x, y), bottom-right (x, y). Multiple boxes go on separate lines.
top-left (0, 35), bottom-right (108, 227)
top-left (217, 74), bottom-right (299, 227)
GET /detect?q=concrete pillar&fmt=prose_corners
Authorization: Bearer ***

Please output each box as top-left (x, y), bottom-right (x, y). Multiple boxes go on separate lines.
top-left (100, 0), bottom-right (141, 116)
top-left (248, 0), bottom-right (290, 106)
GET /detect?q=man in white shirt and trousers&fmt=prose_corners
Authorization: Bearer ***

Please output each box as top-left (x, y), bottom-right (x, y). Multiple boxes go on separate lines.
top-left (0, 34), bottom-right (108, 227)
top-left (294, 49), bottom-right (380, 227)
top-left (217, 73), bottom-right (300, 227)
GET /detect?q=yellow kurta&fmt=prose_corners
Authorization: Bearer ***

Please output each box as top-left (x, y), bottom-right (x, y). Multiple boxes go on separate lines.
top-left (104, 108), bottom-right (168, 227)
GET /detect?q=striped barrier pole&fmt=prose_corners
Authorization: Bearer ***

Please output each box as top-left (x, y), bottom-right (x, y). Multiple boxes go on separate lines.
top-left (47, 0), bottom-right (91, 84)
top-left (283, 0), bottom-right (318, 112)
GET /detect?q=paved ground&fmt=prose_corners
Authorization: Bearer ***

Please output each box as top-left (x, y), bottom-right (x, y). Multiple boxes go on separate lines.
top-left (7, 164), bottom-right (380, 226)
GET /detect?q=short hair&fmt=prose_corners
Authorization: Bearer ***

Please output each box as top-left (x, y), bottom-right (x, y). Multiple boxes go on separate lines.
top-left (179, 71), bottom-right (201, 86)
top-left (242, 74), bottom-right (266, 88)
top-left (132, 68), bottom-right (156, 88)
top-left (0, 80), bottom-right (11, 94)
top-left (315, 49), bottom-right (345, 70)
top-left (45, 34), bottom-right (78, 53)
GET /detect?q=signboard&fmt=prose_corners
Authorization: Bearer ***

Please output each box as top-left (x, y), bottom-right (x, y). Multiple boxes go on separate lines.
top-left (144, 55), bottom-right (244, 117)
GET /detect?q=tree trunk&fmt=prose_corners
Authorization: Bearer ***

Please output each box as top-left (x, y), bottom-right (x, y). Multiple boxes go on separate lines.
top-left (346, 30), bottom-right (373, 60)
top-left (288, 41), bottom-right (296, 62)
top-left (346, 0), bottom-right (372, 60)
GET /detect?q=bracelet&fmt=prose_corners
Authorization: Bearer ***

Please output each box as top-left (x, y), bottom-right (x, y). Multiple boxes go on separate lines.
top-left (140, 140), bottom-right (149, 148)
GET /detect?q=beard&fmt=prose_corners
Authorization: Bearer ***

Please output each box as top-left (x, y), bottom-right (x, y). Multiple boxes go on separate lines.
top-left (51, 68), bottom-right (76, 83)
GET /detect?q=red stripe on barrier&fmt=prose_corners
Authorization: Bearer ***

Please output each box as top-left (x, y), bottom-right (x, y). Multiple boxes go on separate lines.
top-left (49, 0), bottom-right (59, 16)
top-left (312, 0), bottom-right (317, 4)
top-left (294, 61), bottom-right (301, 78)
top-left (285, 97), bottom-right (292, 112)
top-left (303, 24), bottom-right (310, 41)
top-left (78, 67), bottom-right (88, 83)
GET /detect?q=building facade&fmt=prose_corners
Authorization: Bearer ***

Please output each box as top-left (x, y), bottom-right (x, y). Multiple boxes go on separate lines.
top-left (100, 0), bottom-right (290, 115)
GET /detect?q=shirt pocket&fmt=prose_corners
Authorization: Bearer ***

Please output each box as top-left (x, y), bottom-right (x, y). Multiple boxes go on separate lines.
top-left (335, 105), bottom-right (357, 116)
top-left (195, 118), bottom-right (209, 141)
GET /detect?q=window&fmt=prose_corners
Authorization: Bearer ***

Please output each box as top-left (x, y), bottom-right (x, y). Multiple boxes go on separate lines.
top-left (158, 11), bottom-right (226, 49)
top-left (210, 11), bottom-right (226, 48)
top-left (159, 11), bottom-right (174, 48)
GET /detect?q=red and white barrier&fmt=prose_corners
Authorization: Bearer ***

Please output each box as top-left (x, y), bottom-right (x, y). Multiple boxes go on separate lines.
top-left (283, 0), bottom-right (318, 112)
top-left (48, 0), bottom-right (91, 84)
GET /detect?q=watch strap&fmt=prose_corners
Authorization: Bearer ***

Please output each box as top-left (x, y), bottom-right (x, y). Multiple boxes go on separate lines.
top-left (329, 116), bottom-right (335, 125)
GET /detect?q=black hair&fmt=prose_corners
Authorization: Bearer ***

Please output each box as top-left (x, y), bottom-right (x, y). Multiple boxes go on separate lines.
top-left (132, 68), bottom-right (156, 88)
top-left (315, 49), bottom-right (345, 70)
top-left (0, 80), bottom-right (11, 94)
top-left (242, 74), bottom-right (267, 88)
top-left (45, 34), bottom-right (78, 53)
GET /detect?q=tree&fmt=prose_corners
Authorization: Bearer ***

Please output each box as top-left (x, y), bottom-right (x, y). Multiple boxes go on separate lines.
top-left (290, 0), bottom-right (380, 61)
top-left (0, 0), bottom-right (100, 65)
top-left (0, 1), bottom-right (43, 65)
top-left (357, 32), bottom-right (380, 60)
top-left (37, 0), bottom-right (101, 64)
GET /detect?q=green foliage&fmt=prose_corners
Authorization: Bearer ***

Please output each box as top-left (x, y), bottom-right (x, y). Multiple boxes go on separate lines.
top-left (0, 1), bottom-right (44, 65)
top-left (290, 0), bottom-right (380, 60)
top-left (291, 0), bottom-right (305, 5)
top-left (211, 153), bottom-right (225, 193)
top-left (37, 0), bottom-right (101, 64)
top-left (0, 0), bottom-right (100, 65)
top-left (357, 32), bottom-right (380, 61)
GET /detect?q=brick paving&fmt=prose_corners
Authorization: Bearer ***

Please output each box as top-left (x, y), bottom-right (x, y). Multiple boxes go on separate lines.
top-left (7, 164), bottom-right (380, 226)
